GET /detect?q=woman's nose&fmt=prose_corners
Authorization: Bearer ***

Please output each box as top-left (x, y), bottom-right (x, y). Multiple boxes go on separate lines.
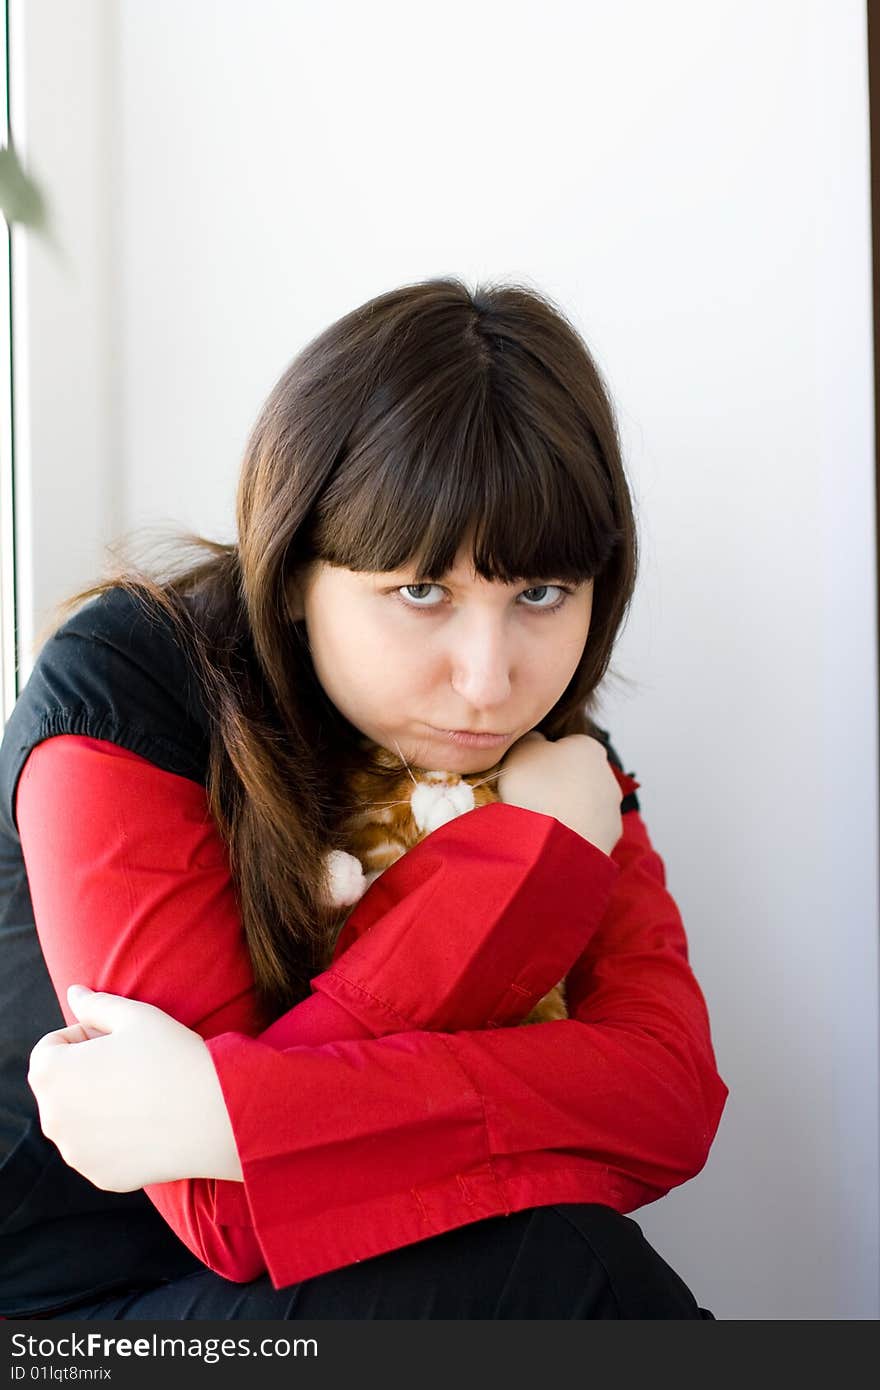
top-left (448, 625), bottom-right (513, 708)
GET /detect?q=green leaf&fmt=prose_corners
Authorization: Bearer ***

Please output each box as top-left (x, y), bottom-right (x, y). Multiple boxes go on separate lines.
top-left (0, 143), bottom-right (47, 229)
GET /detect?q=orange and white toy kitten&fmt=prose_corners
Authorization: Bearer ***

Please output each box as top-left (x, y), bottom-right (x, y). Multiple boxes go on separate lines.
top-left (322, 742), bottom-right (567, 1025)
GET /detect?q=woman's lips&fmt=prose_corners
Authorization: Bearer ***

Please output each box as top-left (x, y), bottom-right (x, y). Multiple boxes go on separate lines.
top-left (431, 728), bottom-right (511, 748)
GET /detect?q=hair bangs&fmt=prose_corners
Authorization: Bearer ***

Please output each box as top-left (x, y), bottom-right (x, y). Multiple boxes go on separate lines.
top-left (307, 380), bottom-right (620, 588)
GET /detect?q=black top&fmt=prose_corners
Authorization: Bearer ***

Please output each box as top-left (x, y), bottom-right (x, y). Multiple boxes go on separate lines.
top-left (0, 584), bottom-right (639, 1317)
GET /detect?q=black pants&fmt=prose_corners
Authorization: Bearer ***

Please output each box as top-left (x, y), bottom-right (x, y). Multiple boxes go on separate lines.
top-left (52, 1205), bottom-right (714, 1320)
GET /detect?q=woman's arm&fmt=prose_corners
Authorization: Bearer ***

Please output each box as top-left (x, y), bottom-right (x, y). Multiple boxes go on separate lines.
top-left (18, 734), bottom-right (647, 1282)
top-left (201, 797), bottom-right (727, 1288)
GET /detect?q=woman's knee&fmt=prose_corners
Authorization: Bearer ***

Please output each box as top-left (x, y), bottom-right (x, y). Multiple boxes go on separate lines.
top-left (546, 1204), bottom-right (710, 1319)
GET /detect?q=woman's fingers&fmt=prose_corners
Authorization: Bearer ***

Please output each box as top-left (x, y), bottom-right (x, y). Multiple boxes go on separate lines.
top-left (29, 1023), bottom-right (103, 1069)
top-left (61, 1023), bottom-right (106, 1042)
top-left (29, 1026), bottom-right (79, 1060)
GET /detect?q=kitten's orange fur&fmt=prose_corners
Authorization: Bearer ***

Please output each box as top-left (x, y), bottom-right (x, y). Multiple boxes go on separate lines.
top-left (323, 741), bottom-right (567, 1025)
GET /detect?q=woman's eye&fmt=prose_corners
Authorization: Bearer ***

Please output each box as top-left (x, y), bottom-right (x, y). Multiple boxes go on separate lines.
top-left (520, 586), bottom-right (564, 609)
top-left (400, 583), bottom-right (440, 605)
top-left (395, 583), bottom-right (572, 613)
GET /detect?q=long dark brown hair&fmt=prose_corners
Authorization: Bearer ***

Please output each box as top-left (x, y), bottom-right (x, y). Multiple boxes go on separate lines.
top-left (37, 277), bottom-right (639, 1026)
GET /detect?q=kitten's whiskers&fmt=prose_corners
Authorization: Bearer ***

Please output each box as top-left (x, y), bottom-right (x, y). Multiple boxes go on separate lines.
top-left (365, 798), bottom-right (417, 810)
top-left (391, 736), bottom-right (419, 789)
top-left (469, 769), bottom-right (504, 791)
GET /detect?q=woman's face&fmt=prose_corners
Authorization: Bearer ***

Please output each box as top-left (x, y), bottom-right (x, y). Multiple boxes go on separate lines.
top-left (287, 538), bottom-right (594, 771)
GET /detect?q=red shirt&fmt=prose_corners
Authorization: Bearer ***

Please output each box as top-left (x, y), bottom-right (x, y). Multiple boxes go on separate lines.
top-left (16, 733), bottom-right (727, 1290)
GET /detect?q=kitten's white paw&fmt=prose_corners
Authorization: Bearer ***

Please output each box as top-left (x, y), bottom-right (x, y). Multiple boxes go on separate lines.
top-left (323, 849), bottom-right (367, 906)
top-left (411, 779), bottom-right (476, 833)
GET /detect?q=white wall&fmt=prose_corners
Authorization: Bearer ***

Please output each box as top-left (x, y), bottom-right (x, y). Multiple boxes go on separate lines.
top-left (11, 0), bottom-right (878, 1318)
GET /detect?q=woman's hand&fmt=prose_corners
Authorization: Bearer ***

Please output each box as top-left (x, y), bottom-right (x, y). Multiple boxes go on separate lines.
top-left (497, 731), bottom-right (623, 857)
top-left (27, 985), bottom-right (243, 1191)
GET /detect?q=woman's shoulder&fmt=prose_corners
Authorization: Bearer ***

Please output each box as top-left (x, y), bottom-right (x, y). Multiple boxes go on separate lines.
top-left (0, 586), bottom-right (212, 841)
top-left (42, 584), bottom-right (209, 728)
top-left (49, 582), bottom-right (187, 652)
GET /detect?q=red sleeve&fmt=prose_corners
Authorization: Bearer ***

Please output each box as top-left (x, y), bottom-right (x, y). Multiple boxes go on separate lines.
top-left (15, 733), bottom-right (692, 1285)
top-left (208, 789), bottom-right (729, 1288)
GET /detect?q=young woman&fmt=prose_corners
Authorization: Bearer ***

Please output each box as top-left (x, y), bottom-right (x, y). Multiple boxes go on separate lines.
top-left (2, 277), bottom-right (727, 1319)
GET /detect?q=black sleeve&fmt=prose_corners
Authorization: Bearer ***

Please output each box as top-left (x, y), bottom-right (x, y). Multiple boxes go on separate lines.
top-left (0, 586), bottom-right (210, 840)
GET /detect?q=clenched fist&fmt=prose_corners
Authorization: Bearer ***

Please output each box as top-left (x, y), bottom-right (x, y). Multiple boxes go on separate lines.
top-left (496, 731), bottom-right (623, 857)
